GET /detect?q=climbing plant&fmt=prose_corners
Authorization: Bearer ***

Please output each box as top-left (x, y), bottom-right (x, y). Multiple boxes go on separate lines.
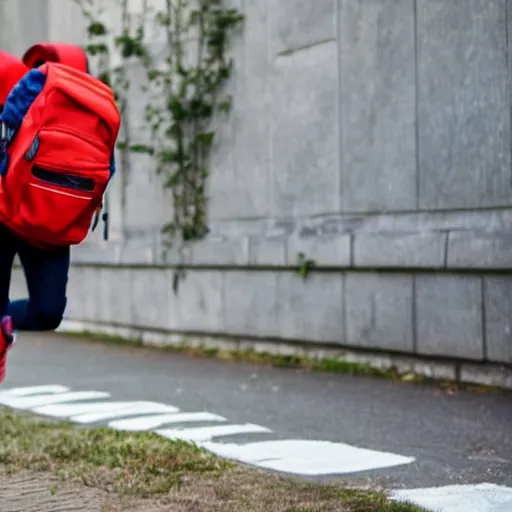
top-left (76, 0), bottom-right (146, 209)
top-left (76, 0), bottom-right (244, 291)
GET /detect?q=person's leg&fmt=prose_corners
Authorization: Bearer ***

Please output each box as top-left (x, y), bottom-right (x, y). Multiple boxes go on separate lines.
top-left (0, 225), bottom-right (17, 318)
top-left (0, 225), bottom-right (18, 382)
top-left (8, 240), bottom-right (70, 331)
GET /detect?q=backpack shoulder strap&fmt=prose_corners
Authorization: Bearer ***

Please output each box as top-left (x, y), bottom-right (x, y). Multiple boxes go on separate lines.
top-left (0, 67), bottom-right (47, 176)
top-left (1, 68), bottom-right (46, 128)
top-left (0, 67), bottom-right (47, 139)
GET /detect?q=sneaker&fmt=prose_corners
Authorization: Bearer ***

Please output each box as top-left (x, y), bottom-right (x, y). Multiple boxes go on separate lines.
top-left (0, 316), bottom-right (14, 383)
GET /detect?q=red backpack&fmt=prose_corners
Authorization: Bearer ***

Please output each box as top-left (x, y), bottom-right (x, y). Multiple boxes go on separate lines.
top-left (0, 44), bottom-right (120, 248)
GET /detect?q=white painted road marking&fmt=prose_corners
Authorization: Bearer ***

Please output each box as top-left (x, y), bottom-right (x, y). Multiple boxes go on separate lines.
top-left (0, 391), bottom-right (110, 409)
top-left (392, 483), bottom-right (512, 512)
top-left (201, 439), bottom-right (416, 476)
top-left (0, 385), bottom-right (70, 398)
top-left (32, 401), bottom-right (179, 422)
top-left (109, 412), bottom-right (227, 431)
top-left (0, 384), bottom-right (416, 478)
top-left (70, 403), bottom-right (180, 424)
top-left (33, 401), bottom-right (161, 418)
top-left (156, 423), bottom-right (272, 443)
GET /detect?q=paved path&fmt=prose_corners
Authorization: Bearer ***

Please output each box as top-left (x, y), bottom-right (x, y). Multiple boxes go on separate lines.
top-left (3, 332), bottom-right (512, 511)
top-left (0, 472), bottom-right (109, 512)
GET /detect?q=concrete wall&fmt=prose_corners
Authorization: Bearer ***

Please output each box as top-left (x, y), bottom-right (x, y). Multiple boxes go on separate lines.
top-left (4, 0), bottom-right (512, 365)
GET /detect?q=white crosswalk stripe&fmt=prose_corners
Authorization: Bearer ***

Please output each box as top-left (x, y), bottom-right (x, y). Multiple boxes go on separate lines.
top-left (391, 483), bottom-right (512, 511)
top-left (109, 412), bottom-right (227, 431)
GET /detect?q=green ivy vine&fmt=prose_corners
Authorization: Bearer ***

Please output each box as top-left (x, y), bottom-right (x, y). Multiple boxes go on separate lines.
top-left (76, 0), bottom-right (244, 291)
top-left (76, 0), bottom-right (138, 211)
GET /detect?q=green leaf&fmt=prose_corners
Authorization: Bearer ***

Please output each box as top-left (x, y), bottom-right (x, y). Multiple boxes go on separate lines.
top-left (167, 98), bottom-right (185, 120)
top-left (87, 21), bottom-right (108, 37)
top-left (295, 252), bottom-right (316, 281)
top-left (84, 43), bottom-right (109, 56)
top-left (129, 144), bottom-right (154, 155)
top-left (160, 150), bottom-right (180, 163)
top-left (98, 71), bottom-right (111, 86)
top-left (188, 99), bottom-right (213, 118)
top-left (219, 65), bottom-right (231, 80)
top-left (196, 132), bottom-right (215, 146)
top-left (147, 69), bottom-right (162, 81)
top-left (218, 100), bottom-right (231, 113)
top-left (166, 123), bottom-right (183, 137)
top-left (166, 173), bottom-right (180, 187)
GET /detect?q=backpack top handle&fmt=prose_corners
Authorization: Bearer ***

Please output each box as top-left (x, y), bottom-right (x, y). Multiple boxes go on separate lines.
top-left (22, 43), bottom-right (89, 74)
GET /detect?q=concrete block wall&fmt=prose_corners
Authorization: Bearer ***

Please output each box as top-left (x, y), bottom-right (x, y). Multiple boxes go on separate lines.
top-left (4, 0), bottom-right (512, 365)
top-left (8, 264), bottom-right (512, 365)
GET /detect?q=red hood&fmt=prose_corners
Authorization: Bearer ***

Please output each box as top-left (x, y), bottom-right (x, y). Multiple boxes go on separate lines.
top-left (22, 43), bottom-right (89, 73)
top-left (0, 51), bottom-right (28, 105)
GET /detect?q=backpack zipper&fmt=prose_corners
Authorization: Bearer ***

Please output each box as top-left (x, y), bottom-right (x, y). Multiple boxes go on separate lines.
top-left (34, 158), bottom-right (109, 174)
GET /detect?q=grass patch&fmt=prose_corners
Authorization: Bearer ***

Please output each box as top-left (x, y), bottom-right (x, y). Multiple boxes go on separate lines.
top-left (0, 407), bottom-right (429, 511)
top-left (0, 408), bottom-right (226, 495)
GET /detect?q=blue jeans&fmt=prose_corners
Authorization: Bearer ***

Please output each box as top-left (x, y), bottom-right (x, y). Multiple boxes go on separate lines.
top-left (0, 224), bottom-right (69, 331)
